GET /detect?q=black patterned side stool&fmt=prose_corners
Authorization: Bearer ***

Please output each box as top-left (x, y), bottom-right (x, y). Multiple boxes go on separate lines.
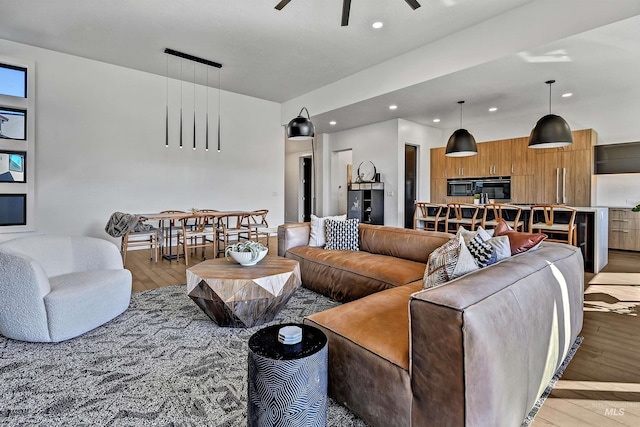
top-left (247, 323), bottom-right (328, 427)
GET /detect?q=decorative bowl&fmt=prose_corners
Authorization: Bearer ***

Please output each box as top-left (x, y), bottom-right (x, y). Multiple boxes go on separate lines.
top-left (228, 249), bottom-right (268, 266)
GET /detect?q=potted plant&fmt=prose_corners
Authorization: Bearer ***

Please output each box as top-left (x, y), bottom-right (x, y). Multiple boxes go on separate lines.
top-left (225, 241), bottom-right (268, 266)
top-left (473, 193), bottom-right (481, 205)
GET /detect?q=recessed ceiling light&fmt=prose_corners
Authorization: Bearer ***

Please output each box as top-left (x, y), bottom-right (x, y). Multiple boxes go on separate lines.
top-left (372, 22), bottom-right (384, 29)
top-left (489, 107), bottom-right (498, 112)
top-left (329, 121), bottom-right (337, 125)
top-left (389, 105), bottom-right (398, 110)
top-left (562, 93), bottom-right (573, 97)
top-left (433, 118), bottom-right (441, 123)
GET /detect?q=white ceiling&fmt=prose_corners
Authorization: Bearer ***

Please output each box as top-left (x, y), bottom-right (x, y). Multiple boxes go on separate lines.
top-left (1, 0), bottom-right (640, 143)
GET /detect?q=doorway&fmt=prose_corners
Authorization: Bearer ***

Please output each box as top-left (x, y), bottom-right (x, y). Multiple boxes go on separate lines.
top-left (404, 144), bottom-right (418, 228)
top-left (302, 157), bottom-right (312, 222)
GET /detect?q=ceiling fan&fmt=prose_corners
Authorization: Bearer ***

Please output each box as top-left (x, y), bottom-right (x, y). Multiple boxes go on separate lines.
top-left (275, 0), bottom-right (421, 26)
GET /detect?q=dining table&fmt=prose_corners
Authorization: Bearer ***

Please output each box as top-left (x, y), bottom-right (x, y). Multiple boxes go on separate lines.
top-left (137, 210), bottom-right (255, 261)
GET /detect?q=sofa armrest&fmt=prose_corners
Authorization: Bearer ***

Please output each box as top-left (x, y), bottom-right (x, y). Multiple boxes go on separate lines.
top-left (278, 222), bottom-right (311, 256)
top-left (409, 243), bottom-right (584, 427)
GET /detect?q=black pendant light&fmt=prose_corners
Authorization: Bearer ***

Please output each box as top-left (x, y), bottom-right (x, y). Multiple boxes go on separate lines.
top-left (287, 107), bottom-right (315, 140)
top-left (529, 80), bottom-right (573, 149)
top-left (287, 107), bottom-right (316, 215)
top-left (445, 101), bottom-right (477, 157)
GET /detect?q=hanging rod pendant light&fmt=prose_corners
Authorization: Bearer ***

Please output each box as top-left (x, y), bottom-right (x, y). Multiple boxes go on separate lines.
top-left (529, 80), bottom-right (573, 149)
top-left (445, 101), bottom-right (477, 157)
top-left (163, 48), bottom-right (222, 151)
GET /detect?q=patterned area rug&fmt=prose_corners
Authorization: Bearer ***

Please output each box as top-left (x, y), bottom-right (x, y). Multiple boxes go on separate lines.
top-left (0, 285), bottom-right (581, 426)
top-left (0, 285), bottom-right (367, 426)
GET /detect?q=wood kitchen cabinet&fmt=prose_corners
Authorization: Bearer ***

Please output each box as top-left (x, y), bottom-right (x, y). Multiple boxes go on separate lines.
top-left (533, 129), bottom-right (596, 206)
top-left (477, 139), bottom-right (512, 176)
top-left (430, 178), bottom-right (447, 204)
top-left (429, 128), bottom-right (596, 206)
top-left (511, 137), bottom-right (535, 176)
top-left (431, 147), bottom-right (447, 179)
top-left (609, 208), bottom-right (640, 251)
top-left (445, 153), bottom-right (477, 178)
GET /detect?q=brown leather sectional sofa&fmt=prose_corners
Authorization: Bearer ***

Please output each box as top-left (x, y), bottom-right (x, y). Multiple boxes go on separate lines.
top-left (278, 222), bottom-right (584, 427)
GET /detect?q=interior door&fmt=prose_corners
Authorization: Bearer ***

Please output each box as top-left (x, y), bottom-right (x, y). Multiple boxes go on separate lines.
top-left (302, 157), bottom-right (312, 221)
top-left (405, 145), bottom-right (418, 228)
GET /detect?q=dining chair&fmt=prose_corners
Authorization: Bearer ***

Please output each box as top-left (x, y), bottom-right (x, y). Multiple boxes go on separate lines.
top-left (242, 209), bottom-right (270, 247)
top-left (216, 212), bottom-right (251, 257)
top-left (481, 203), bottom-right (525, 232)
top-left (177, 213), bottom-right (216, 265)
top-left (120, 217), bottom-right (161, 266)
top-left (444, 202), bottom-right (482, 233)
top-left (158, 210), bottom-right (187, 261)
top-left (529, 205), bottom-right (578, 246)
top-left (413, 202), bottom-right (447, 232)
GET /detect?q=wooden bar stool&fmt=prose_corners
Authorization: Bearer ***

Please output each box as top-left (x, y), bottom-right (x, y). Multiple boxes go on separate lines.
top-left (529, 205), bottom-right (578, 245)
top-left (413, 202), bottom-right (447, 232)
top-left (445, 203), bottom-right (482, 233)
top-left (481, 203), bottom-right (525, 232)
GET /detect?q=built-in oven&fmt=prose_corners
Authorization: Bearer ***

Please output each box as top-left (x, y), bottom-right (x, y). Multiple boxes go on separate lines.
top-left (474, 177), bottom-right (511, 200)
top-left (447, 179), bottom-right (475, 197)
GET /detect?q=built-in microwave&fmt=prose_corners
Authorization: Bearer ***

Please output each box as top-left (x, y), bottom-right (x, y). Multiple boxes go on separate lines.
top-left (446, 177), bottom-right (511, 199)
top-left (447, 179), bottom-right (475, 197)
top-left (474, 177), bottom-right (511, 200)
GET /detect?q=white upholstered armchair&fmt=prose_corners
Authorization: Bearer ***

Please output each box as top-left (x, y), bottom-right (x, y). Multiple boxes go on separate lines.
top-left (0, 235), bottom-right (132, 342)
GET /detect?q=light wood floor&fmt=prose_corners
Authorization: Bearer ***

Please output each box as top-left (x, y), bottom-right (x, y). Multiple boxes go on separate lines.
top-left (124, 244), bottom-right (640, 426)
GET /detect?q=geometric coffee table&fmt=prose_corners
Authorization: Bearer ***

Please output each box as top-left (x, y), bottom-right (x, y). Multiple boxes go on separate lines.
top-left (186, 256), bottom-right (302, 328)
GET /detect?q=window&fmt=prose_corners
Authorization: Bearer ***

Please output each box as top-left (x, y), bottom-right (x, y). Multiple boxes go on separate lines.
top-left (0, 194), bottom-right (27, 226)
top-left (0, 108), bottom-right (27, 140)
top-left (0, 64), bottom-right (27, 98)
top-left (0, 56), bottom-right (34, 232)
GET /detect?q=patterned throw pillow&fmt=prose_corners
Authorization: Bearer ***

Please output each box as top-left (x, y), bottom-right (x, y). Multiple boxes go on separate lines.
top-left (324, 218), bottom-right (359, 251)
top-left (467, 233), bottom-right (497, 267)
top-left (309, 214), bottom-right (347, 247)
top-left (423, 235), bottom-right (479, 289)
top-left (456, 226), bottom-right (492, 245)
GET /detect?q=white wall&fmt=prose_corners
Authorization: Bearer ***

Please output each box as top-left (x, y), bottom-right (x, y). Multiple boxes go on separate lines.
top-left (0, 39), bottom-right (284, 243)
top-left (594, 174), bottom-right (640, 208)
top-left (322, 119), bottom-right (441, 226)
top-left (326, 120), bottom-right (398, 224)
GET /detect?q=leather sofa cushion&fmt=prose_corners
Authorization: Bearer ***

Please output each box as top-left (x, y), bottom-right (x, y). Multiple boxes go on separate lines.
top-left (306, 281), bottom-right (423, 372)
top-left (287, 246), bottom-right (427, 302)
top-left (359, 224), bottom-right (452, 264)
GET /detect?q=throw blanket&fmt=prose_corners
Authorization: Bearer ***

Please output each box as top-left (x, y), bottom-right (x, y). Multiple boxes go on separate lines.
top-left (105, 212), bottom-right (163, 244)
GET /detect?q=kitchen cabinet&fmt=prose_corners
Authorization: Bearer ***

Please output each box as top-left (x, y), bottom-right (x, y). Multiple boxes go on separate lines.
top-left (511, 175), bottom-right (534, 204)
top-left (445, 153), bottom-right (477, 178)
top-left (431, 147), bottom-right (447, 179)
top-left (430, 178), bottom-right (447, 204)
top-left (511, 137), bottom-right (535, 176)
top-left (348, 184), bottom-right (384, 225)
top-left (477, 139), bottom-right (512, 176)
top-left (609, 208), bottom-right (640, 251)
top-left (533, 129), bottom-right (596, 206)
top-left (429, 128), bottom-right (596, 205)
